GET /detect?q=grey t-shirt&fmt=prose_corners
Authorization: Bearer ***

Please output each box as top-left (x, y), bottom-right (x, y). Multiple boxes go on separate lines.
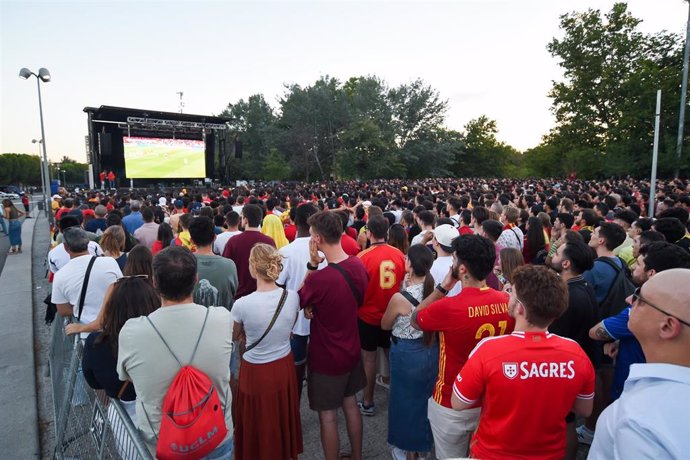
top-left (117, 304), bottom-right (233, 455)
top-left (193, 255), bottom-right (238, 310)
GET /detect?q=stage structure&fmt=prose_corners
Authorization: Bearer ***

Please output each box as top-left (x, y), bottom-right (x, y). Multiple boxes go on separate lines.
top-left (83, 105), bottom-right (234, 187)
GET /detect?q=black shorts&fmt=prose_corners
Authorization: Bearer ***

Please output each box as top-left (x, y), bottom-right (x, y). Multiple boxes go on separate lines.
top-left (307, 359), bottom-right (367, 411)
top-left (358, 318), bottom-right (391, 352)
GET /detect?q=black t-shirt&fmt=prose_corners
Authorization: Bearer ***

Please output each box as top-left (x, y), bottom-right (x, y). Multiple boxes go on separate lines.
top-left (82, 332), bottom-right (136, 401)
top-left (550, 276), bottom-right (599, 368)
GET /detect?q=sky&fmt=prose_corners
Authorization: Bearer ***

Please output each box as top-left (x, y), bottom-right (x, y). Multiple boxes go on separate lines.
top-left (1, 0), bottom-right (687, 163)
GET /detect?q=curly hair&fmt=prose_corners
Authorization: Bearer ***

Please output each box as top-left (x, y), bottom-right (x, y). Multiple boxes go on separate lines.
top-left (249, 243), bottom-right (283, 282)
top-left (512, 265), bottom-right (568, 328)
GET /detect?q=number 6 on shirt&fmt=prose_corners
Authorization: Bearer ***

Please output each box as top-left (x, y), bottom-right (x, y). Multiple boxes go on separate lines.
top-left (379, 260), bottom-right (397, 289)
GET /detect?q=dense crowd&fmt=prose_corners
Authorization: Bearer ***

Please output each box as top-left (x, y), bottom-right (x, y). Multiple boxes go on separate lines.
top-left (46, 177), bottom-right (690, 460)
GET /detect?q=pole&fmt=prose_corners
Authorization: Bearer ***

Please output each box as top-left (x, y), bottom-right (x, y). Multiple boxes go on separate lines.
top-left (650, 90), bottom-right (662, 218)
top-left (36, 78), bottom-right (54, 225)
top-left (676, 2), bottom-right (690, 179)
top-left (37, 141), bottom-right (47, 217)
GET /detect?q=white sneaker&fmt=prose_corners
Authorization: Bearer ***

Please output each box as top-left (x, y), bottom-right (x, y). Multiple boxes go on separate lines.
top-left (391, 446), bottom-right (406, 460)
top-left (576, 425), bottom-right (595, 445)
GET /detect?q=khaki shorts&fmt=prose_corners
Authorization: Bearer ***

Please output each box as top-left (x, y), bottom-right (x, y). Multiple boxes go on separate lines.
top-left (307, 359), bottom-right (367, 411)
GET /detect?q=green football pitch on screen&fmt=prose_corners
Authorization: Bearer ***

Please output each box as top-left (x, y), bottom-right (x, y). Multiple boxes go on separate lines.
top-left (123, 136), bottom-right (206, 179)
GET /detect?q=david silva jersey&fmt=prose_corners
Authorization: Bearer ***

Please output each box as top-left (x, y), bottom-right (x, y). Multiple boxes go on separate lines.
top-left (453, 331), bottom-right (595, 460)
top-left (416, 286), bottom-right (514, 407)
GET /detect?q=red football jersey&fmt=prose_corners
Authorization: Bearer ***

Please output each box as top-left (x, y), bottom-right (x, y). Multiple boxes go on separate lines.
top-left (357, 244), bottom-right (406, 325)
top-left (416, 287), bottom-right (513, 407)
top-left (453, 331), bottom-right (595, 460)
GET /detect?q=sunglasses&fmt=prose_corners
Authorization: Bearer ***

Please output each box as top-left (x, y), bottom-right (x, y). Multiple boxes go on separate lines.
top-left (631, 287), bottom-right (690, 327)
top-left (116, 274), bottom-right (149, 283)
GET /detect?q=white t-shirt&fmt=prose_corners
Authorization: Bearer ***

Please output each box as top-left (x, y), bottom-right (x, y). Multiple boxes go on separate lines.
top-left (232, 205), bottom-right (244, 215)
top-left (51, 254), bottom-right (122, 324)
top-left (213, 230), bottom-right (242, 255)
top-left (411, 229), bottom-right (431, 246)
top-left (430, 255), bottom-right (462, 297)
top-left (49, 241), bottom-right (103, 274)
top-left (231, 289), bottom-right (299, 364)
top-left (276, 237), bottom-right (326, 335)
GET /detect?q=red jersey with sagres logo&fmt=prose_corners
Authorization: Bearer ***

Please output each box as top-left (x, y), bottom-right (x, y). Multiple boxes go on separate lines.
top-left (453, 331), bottom-right (595, 460)
top-left (416, 286), bottom-right (513, 407)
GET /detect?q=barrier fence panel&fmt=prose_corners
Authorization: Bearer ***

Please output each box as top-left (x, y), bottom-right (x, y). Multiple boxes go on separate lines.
top-left (48, 317), bottom-right (152, 460)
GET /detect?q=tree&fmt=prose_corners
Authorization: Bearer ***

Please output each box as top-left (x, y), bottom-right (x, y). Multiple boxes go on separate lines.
top-left (220, 94), bottom-right (280, 180)
top-left (545, 3), bottom-right (687, 177)
top-left (0, 153), bottom-right (42, 185)
top-left (454, 116), bottom-right (520, 178)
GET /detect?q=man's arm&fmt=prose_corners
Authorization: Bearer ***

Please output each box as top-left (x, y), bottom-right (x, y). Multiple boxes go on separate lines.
top-left (56, 303), bottom-right (73, 317)
top-left (572, 397), bottom-right (594, 417)
top-left (451, 392), bottom-right (476, 411)
top-left (589, 321), bottom-right (613, 341)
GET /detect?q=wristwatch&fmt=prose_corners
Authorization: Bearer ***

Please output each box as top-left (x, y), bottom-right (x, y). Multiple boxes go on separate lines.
top-left (306, 262), bottom-right (319, 271)
top-left (435, 283), bottom-right (449, 295)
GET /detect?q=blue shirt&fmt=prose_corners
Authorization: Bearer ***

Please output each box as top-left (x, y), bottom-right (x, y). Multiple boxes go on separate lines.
top-left (589, 363), bottom-right (690, 460)
top-left (584, 257), bottom-right (622, 304)
top-left (602, 307), bottom-right (646, 400)
top-left (122, 211), bottom-right (144, 234)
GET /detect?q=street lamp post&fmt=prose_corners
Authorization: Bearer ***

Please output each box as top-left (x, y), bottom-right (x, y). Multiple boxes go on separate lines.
top-left (32, 139), bottom-right (46, 216)
top-left (19, 67), bottom-right (53, 225)
top-left (61, 169), bottom-right (67, 187)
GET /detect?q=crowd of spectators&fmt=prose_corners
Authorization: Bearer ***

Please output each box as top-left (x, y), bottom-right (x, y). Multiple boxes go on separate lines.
top-left (47, 176), bottom-right (690, 459)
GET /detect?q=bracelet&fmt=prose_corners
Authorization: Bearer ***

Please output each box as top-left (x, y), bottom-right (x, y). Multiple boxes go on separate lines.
top-left (306, 262), bottom-right (319, 271)
top-left (435, 283), bottom-right (449, 295)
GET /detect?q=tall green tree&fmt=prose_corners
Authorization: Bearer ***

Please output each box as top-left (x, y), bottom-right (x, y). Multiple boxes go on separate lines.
top-left (220, 94), bottom-right (280, 179)
top-left (545, 3), bottom-right (687, 177)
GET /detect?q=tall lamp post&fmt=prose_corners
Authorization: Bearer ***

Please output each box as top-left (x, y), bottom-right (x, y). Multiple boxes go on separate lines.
top-left (19, 67), bottom-right (53, 225)
top-left (32, 139), bottom-right (47, 216)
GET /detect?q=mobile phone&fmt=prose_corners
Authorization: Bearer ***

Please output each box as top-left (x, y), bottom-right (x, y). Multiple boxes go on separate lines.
top-left (497, 274), bottom-right (508, 285)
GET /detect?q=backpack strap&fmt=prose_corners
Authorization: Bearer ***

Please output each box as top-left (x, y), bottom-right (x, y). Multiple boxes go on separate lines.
top-left (510, 227), bottom-right (523, 249)
top-left (146, 306), bottom-right (210, 367)
top-left (77, 256), bottom-right (97, 322)
top-left (329, 262), bottom-right (363, 306)
top-left (245, 289), bottom-right (288, 353)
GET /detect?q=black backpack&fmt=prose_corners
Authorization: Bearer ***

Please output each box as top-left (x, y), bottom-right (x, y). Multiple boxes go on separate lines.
top-left (596, 257), bottom-right (636, 321)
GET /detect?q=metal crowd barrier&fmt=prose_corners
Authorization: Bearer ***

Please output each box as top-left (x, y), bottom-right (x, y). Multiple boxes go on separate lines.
top-left (49, 317), bottom-right (152, 460)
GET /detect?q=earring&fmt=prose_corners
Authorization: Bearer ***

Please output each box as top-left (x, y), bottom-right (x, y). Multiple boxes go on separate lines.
top-left (464, 275), bottom-right (469, 281)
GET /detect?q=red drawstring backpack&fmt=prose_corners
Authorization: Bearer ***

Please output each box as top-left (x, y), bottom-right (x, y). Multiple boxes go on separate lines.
top-left (142, 308), bottom-right (228, 459)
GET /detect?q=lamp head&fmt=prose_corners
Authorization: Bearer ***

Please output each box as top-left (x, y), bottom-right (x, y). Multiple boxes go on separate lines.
top-left (32, 139), bottom-right (43, 144)
top-left (38, 68), bottom-right (51, 82)
top-left (19, 68), bottom-right (33, 80)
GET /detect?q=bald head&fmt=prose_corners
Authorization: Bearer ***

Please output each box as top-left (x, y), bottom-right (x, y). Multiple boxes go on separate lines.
top-left (629, 268), bottom-right (690, 366)
top-left (644, 269), bottom-right (690, 320)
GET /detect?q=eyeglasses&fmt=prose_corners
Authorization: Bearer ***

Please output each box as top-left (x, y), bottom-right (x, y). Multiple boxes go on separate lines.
top-left (116, 274), bottom-right (149, 283)
top-left (631, 287), bottom-right (690, 327)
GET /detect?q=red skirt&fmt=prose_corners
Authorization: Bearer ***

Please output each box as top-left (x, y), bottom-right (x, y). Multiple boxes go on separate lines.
top-left (234, 352), bottom-right (303, 459)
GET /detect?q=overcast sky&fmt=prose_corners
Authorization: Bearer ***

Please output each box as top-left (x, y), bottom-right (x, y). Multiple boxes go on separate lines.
top-left (1, 0), bottom-right (686, 163)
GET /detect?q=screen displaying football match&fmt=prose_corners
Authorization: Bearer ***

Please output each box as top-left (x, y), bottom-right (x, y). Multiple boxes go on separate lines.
top-left (123, 136), bottom-right (206, 179)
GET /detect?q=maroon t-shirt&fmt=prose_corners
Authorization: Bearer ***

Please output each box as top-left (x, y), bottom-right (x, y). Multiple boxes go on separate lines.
top-left (299, 256), bottom-right (369, 375)
top-left (222, 231), bottom-right (276, 299)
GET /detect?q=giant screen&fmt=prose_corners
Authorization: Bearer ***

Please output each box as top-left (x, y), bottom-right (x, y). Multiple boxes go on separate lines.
top-left (123, 136), bottom-right (206, 179)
